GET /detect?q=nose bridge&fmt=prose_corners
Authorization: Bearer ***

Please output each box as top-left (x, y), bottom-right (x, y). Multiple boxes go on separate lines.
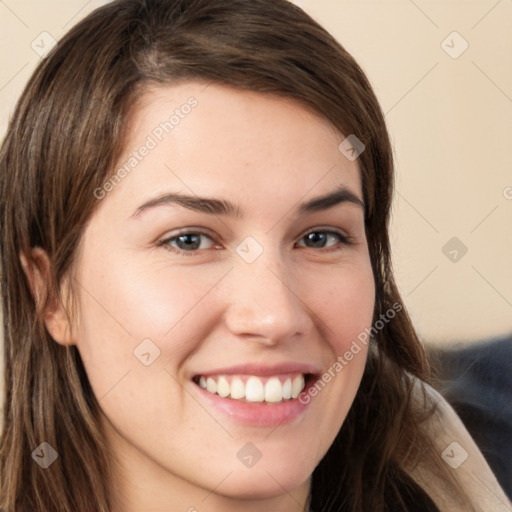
top-left (223, 240), bottom-right (311, 343)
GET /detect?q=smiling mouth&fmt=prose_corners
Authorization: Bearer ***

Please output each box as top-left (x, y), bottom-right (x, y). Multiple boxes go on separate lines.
top-left (192, 373), bottom-right (310, 403)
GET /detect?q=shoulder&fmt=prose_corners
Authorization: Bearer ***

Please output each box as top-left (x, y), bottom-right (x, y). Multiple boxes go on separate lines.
top-left (406, 377), bottom-right (512, 512)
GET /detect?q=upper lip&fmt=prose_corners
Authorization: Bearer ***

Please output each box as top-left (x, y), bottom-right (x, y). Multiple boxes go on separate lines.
top-left (193, 362), bottom-right (321, 378)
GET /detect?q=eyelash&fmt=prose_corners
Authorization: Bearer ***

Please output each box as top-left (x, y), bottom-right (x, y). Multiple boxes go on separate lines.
top-left (157, 228), bottom-right (354, 257)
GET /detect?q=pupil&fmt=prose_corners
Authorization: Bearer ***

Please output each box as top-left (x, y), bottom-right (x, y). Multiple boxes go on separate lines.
top-left (306, 232), bottom-right (326, 247)
top-left (178, 234), bottom-right (200, 250)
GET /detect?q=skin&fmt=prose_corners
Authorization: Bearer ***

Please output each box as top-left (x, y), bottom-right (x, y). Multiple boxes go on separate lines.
top-left (40, 82), bottom-right (375, 512)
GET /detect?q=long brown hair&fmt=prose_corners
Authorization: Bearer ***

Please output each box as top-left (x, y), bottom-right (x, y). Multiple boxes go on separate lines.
top-left (0, 1), bottom-right (472, 510)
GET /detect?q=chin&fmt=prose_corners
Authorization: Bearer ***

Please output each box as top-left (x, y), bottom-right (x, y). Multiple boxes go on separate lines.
top-left (215, 461), bottom-right (313, 500)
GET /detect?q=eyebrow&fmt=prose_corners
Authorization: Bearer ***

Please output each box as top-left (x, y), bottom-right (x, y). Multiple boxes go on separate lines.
top-left (130, 184), bottom-right (364, 220)
top-left (298, 185), bottom-right (364, 214)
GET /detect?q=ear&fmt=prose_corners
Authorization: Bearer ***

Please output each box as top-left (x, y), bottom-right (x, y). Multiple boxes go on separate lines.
top-left (19, 247), bottom-right (75, 346)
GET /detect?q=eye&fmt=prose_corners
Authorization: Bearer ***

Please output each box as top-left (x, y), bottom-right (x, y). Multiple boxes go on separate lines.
top-left (296, 229), bottom-right (352, 250)
top-left (159, 231), bottom-right (218, 255)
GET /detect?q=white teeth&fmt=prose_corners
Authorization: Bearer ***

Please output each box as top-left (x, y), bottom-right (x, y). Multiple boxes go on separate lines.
top-left (216, 376), bottom-right (230, 398)
top-left (291, 375), bottom-right (305, 399)
top-left (282, 378), bottom-right (292, 399)
top-left (264, 377), bottom-right (283, 403)
top-left (230, 377), bottom-right (245, 399)
top-left (245, 376), bottom-right (264, 402)
top-left (206, 377), bottom-right (217, 394)
top-left (196, 374), bottom-right (306, 403)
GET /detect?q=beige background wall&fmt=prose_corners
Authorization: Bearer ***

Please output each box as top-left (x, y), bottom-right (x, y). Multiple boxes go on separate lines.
top-left (1, 0), bottom-right (511, 349)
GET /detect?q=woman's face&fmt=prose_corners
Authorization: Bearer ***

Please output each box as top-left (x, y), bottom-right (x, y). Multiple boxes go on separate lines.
top-left (70, 82), bottom-right (375, 510)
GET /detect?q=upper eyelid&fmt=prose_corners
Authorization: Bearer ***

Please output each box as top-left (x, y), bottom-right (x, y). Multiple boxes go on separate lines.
top-left (159, 227), bottom-right (217, 241)
top-left (160, 226), bottom-right (346, 238)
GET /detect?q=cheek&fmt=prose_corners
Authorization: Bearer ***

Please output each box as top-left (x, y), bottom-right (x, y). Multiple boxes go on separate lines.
top-left (72, 259), bottom-right (229, 439)
top-left (73, 256), bottom-right (230, 371)
top-left (304, 260), bottom-right (375, 353)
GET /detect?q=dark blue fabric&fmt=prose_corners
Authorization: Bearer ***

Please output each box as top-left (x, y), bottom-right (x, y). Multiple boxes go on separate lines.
top-left (431, 335), bottom-right (512, 500)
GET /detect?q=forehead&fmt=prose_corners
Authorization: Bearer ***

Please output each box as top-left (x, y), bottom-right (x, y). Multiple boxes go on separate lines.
top-left (103, 81), bottom-right (363, 215)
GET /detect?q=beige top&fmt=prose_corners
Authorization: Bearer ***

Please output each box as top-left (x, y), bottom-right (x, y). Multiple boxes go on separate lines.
top-left (407, 381), bottom-right (512, 512)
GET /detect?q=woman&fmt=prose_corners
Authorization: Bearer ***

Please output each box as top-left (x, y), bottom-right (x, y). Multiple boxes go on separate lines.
top-left (0, 0), bottom-right (508, 511)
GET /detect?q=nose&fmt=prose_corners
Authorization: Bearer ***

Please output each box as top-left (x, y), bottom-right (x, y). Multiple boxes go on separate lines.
top-left (222, 248), bottom-right (314, 346)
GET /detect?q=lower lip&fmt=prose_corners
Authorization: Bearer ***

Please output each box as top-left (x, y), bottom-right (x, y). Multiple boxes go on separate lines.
top-left (193, 380), bottom-right (313, 427)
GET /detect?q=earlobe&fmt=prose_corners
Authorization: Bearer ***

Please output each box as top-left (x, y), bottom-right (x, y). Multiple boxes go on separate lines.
top-left (43, 308), bottom-right (75, 346)
top-left (19, 247), bottom-right (75, 346)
